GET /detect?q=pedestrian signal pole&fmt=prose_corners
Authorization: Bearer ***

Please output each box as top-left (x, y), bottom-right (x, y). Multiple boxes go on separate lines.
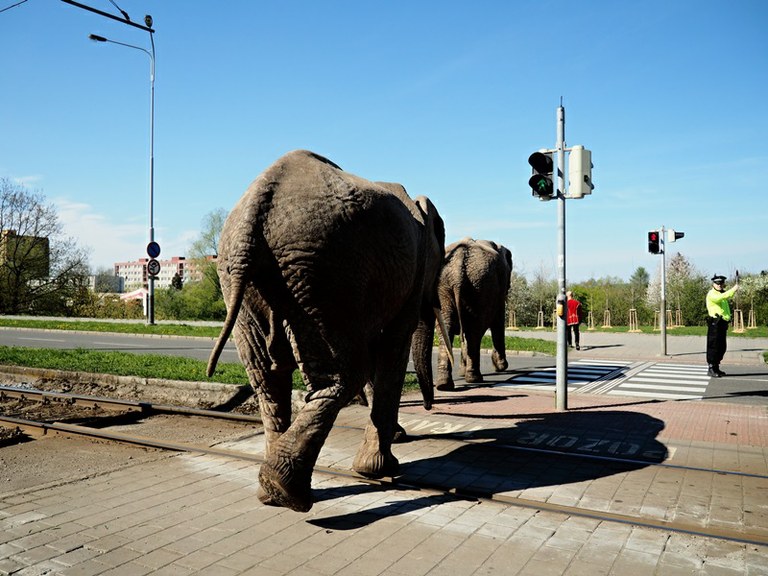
top-left (648, 227), bottom-right (684, 356)
top-left (660, 225), bottom-right (667, 356)
top-left (527, 102), bottom-right (593, 411)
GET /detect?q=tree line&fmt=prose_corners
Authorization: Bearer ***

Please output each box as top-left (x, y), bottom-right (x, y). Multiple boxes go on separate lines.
top-left (2, 179), bottom-right (766, 327)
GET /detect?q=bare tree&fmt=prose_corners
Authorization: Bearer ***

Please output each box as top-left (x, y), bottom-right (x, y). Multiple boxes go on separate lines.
top-left (187, 208), bottom-right (226, 293)
top-left (0, 178), bottom-right (89, 314)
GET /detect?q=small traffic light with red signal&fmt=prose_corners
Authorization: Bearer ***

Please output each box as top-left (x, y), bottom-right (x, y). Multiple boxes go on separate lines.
top-left (648, 231), bottom-right (661, 254)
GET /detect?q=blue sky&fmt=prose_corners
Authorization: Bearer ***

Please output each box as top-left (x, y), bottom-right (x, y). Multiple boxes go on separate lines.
top-left (2, 0), bottom-right (766, 282)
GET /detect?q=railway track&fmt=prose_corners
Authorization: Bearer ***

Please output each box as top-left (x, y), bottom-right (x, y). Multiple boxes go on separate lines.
top-left (2, 385), bottom-right (767, 548)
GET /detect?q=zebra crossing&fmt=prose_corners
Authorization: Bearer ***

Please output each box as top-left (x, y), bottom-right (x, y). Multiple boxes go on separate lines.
top-left (501, 359), bottom-right (633, 393)
top-left (502, 360), bottom-right (712, 400)
top-left (606, 362), bottom-right (710, 400)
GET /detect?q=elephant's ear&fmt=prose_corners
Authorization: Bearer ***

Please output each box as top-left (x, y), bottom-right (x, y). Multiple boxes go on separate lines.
top-left (503, 246), bottom-right (513, 271)
top-left (413, 196), bottom-right (445, 250)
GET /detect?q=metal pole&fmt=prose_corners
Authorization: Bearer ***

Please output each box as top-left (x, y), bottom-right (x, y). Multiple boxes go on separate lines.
top-left (660, 225), bottom-right (667, 355)
top-left (147, 31), bottom-right (156, 325)
top-left (88, 33), bottom-right (155, 324)
top-left (555, 105), bottom-right (568, 411)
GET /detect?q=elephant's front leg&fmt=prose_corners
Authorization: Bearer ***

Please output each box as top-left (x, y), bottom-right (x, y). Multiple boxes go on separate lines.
top-left (463, 330), bottom-right (484, 383)
top-left (436, 324), bottom-right (456, 392)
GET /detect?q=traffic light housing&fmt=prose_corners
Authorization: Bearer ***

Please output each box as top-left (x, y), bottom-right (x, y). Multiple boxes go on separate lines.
top-left (528, 151), bottom-right (554, 200)
top-left (667, 229), bottom-right (685, 243)
top-left (568, 145), bottom-right (593, 198)
top-left (648, 230), bottom-right (661, 254)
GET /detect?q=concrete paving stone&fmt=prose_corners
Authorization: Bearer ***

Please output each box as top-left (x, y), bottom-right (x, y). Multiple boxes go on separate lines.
top-left (98, 561), bottom-right (156, 576)
top-left (518, 556), bottom-right (576, 576)
top-left (140, 565), bottom-right (195, 576)
top-left (82, 534), bottom-right (134, 554)
top-left (610, 548), bottom-right (662, 573)
top-left (0, 557), bottom-right (26, 576)
top-left (10, 542), bottom-right (63, 567)
top-left (395, 530), bottom-right (470, 573)
top-left (562, 560), bottom-right (611, 576)
top-left (46, 532), bottom-right (98, 554)
top-left (211, 550), bottom-right (263, 574)
top-left (0, 543), bottom-right (23, 562)
top-left (84, 546), bottom-right (142, 569)
top-left (173, 548), bottom-right (225, 571)
top-left (130, 546), bottom-right (184, 570)
top-left (49, 545), bottom-right (103, 568)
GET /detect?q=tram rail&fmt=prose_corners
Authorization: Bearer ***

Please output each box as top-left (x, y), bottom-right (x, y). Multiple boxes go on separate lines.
top-left (2, 385), bottom-right (767, 548)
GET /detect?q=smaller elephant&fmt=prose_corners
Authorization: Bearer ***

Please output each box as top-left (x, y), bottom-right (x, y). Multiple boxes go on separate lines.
top-left (433, 238), bottom-right (512, 390)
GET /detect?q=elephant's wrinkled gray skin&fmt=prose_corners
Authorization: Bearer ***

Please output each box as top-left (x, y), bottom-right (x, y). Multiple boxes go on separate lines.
top-left (207, 150), bottom-right (445, 512)
top-left (432, 238), bottom-right (512, 391)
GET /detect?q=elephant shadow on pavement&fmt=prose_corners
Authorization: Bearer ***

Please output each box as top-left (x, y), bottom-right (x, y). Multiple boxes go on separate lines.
top-left (309, 410), bottom-right (667, 530)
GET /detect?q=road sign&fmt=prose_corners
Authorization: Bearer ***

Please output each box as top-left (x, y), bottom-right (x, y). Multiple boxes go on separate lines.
top-left (147, 258), bottom-right (161, 277)
top-left (147, 241), bottom-right (161, 258)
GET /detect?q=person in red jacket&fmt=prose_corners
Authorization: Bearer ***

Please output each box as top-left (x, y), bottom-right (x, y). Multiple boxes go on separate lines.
top-left (566, 291), bottom-right (581, 350)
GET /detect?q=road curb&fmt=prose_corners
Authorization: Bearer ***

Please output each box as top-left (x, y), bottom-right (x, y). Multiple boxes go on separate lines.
top-left (0, 365), bottom-right (246, 410)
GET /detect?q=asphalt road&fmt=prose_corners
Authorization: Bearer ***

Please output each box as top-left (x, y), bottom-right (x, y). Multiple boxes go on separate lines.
top-left (1, 327), bottom-right (767, 406)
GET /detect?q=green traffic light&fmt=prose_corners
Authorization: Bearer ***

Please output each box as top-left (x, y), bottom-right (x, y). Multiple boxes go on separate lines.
top-left (529, 174), bottom-right (553, 196)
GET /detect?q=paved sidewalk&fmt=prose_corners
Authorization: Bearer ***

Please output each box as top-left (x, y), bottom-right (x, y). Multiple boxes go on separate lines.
top-left (1, 333), bottom-right (767, 575)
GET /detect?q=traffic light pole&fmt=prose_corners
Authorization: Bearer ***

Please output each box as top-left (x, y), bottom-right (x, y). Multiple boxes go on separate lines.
top-left (555, 105), bottom-right (568, 412)
top-left (528, 103), bottom-right (594, 411)
top-left (660, 225), bottom-right (667, 356)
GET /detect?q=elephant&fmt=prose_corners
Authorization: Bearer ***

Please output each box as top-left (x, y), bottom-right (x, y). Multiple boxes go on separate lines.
top-left (207, 150), bottom-right (445, 512)
top-left (432, 237), bottom-right (512, 391)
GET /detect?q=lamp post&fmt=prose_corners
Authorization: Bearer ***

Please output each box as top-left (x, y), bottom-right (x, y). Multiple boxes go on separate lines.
top-left (89, 23), bottom-right (156, 324)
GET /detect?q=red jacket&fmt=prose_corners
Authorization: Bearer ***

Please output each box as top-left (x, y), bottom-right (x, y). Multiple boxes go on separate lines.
top-left (567, 298), bottom-right (581, 325)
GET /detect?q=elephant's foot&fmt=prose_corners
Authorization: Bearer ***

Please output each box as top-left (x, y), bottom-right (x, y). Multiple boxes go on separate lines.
top-left (257, 460), bottom-right (313, 513)
top-left (492, 352), bottom-right (508, 372)
top-left (352, 447), bottom-right (399, 478)
top-left (464, 369), bottom-right (483, 383)
top-left (435, 371), bottom-right (454, 391)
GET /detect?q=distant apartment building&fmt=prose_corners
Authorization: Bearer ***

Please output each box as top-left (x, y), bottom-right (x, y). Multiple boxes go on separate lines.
top-left (113, 255), bottom-right (215, 291)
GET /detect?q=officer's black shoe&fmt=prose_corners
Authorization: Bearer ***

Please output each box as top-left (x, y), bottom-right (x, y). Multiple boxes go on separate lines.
top-left (716, 368), bottom-right (727, 377)
top-left (707, 366), bottom-right (721, 378)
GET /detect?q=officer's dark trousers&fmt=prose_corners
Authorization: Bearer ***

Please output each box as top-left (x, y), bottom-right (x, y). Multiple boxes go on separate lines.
top-left (706, 316), bottom-right (728, 367)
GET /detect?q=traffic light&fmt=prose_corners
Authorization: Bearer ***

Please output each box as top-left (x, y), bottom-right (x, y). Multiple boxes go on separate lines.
top-left (568, 145), bottom-right (593, 198)
top-left (667, 229), bottom-right (685, 243)
top-left (528, 151), bottom-right (554, 200)
top-left (648, 230), bottom-right (661, 254)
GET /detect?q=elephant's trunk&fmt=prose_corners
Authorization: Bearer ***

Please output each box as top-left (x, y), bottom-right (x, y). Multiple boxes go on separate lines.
top-left (207, 277), bottom-right (246, 377)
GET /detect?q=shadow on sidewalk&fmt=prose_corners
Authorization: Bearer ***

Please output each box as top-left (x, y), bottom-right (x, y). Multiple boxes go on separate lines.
top-left (309, 410), bottom-right (667, 530)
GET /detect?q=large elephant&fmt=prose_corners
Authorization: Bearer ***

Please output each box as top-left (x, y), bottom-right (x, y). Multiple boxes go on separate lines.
top-left (207, 150), bottom-right (445, 512)
top-left (433, 237), bottom-right (512, 391)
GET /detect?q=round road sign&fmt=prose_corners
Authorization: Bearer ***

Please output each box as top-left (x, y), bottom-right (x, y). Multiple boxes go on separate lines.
top-left (147, 258), bottom-right (161, 277)
top-left (147, 241), bottom-right (161, 258)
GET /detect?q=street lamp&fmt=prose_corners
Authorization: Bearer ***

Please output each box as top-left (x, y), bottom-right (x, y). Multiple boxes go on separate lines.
top-left (89, 22), bottom-right (157, 324)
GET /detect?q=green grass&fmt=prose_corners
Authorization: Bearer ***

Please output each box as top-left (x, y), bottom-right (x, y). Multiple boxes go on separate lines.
top-left (0, 318), bottom-right (559, 394)
top-left (0, 346), bottom-right (254, 386)
top-left (0, 318), bottom-right (221, 338)
top-left (10, 316), bottom-right (765, 390)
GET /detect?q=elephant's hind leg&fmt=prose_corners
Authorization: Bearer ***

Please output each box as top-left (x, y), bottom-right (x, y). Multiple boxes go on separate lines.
top-left (258, 358), bottom-right (364, 512)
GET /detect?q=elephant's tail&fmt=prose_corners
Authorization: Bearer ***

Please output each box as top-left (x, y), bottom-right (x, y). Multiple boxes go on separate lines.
top-left (207, 279), bottom-right (245, 377)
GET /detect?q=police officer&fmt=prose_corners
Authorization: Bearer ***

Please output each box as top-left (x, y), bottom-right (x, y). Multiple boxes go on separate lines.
top-left (705, 274), bottom-right (739, 377)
